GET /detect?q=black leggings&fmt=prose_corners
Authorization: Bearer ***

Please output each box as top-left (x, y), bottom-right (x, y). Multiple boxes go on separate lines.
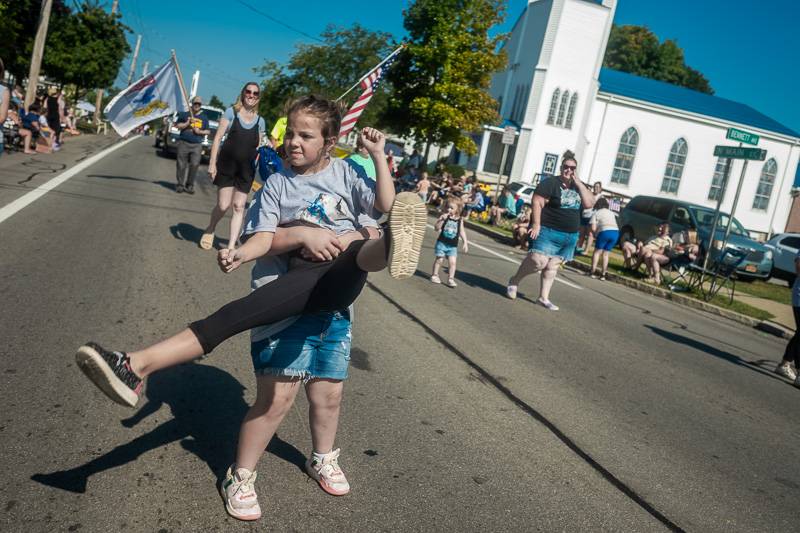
top-left (783, 306), bottom-right (800, 367)
top-left (189, 239), bottom-right (368, 354)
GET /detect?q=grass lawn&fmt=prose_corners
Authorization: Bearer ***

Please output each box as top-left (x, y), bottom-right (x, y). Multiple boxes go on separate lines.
top-left (571, 254), bottom-right (775, 321)
top-left (735, 279), bottom-right (792, 306)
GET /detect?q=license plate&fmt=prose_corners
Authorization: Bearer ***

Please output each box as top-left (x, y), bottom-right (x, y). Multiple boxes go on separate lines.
top-left (745, 264), bottom-right (757, 273)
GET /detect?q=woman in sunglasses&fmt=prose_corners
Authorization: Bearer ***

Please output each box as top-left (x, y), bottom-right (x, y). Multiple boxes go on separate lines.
top-left (506, 150), bottom-right (595, 310)
top-left (201, 82), bottom-right (267, 251)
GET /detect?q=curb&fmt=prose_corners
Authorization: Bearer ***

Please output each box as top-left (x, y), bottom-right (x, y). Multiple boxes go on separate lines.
top-left (460, 216), bottom-right (792, 340)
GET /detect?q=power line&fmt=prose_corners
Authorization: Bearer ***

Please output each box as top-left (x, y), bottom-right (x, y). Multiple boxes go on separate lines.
top-left (234, 0), bottom-right (324, 43)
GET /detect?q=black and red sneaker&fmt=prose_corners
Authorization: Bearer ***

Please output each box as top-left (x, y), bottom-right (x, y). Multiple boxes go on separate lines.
top-left (75, 342), bottom-right (143, 407)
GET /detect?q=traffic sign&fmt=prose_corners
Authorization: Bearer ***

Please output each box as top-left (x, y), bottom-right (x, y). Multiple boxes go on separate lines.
top-left (501, 126), bottom-right (517, 145)
top-left (726, 127), bottom-right (760, 146)
top-left (713, 145), bottom-right (766, 160)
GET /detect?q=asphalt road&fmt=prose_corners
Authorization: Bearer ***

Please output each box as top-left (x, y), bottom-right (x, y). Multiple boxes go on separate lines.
top-left (1, 137), bottom-right (798, 532)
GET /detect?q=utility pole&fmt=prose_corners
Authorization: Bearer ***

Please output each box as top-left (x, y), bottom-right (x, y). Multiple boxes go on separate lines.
top-left (142, 61), bottom-right (149, 77)
top-left (24, 0), bottom-right (53, 109)
top-left (95, 0), bottom-right (119, 125)
top-left (126, 35), bottom-right (142, 85)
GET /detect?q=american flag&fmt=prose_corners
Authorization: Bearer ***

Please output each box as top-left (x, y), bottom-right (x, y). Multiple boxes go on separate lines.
top-left (338, 47), bottom-right (402, 138)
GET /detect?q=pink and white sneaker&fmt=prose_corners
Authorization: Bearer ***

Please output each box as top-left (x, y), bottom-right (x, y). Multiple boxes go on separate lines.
top-left (537, 298), bottom-right (559, 311)
top-left (506, 284), bottom-right (518, 300)
top-left (306, 449), bottom-right (350, 496)
top-left (221, 466), bottom-right (261, 521)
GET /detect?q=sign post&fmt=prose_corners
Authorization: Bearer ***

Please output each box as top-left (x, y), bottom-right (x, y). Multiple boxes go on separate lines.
top-left (495, 126), bottom-right (517, 201)
top-left (699, 142), bottom-right (765, 286)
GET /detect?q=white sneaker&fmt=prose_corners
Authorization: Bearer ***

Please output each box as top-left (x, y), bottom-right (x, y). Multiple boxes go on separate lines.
top-left (794, 376), bottom-right (800, 389)
top-left (506, 284), bottom-right (518, 300)
top-left (387, 192), bottom-right (427, 279)
top-left (537, 298), bottom-right (559, 311)
top-left (775, 362), bottom-right (797, 381)
top-left (220, 466), bottom-right (261, 521)
top-left (306, 449), bottom-right (350, 496)
top-left (445, 278), bottom-right (457, 288)
top-left (430, 275), bottom-right (442, 284)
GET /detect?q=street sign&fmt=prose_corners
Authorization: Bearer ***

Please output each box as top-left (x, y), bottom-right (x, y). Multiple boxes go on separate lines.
top-left (726, 127), bottom-right (760, 146)
top-left (713, 145), bottom-right (767, 160)
top-left (501, 126), bottom-right (517, 145)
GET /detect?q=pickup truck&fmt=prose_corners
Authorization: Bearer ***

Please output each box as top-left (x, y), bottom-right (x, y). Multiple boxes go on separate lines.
top-left (154, 105), bottom-right (224, 160)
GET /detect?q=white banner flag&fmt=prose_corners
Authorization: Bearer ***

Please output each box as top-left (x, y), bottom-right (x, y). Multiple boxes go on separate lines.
top-left (104, 59), bottom-right (187, 137)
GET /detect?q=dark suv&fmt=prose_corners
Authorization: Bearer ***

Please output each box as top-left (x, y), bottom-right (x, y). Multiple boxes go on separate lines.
top-left (619, 195), bottom-right (773, 279)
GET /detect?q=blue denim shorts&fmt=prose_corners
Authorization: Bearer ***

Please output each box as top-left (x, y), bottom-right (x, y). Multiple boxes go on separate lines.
top-left (595, 229), bottom-right (620, 251)
top-left (250, 311), bottom-right (351, 381)
top-left (435, 240), bottom-right (458, 257)
top-left (528, 226), bottom-right (579, 261)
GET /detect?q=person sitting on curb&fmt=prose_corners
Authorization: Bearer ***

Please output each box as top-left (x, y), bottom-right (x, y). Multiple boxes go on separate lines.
top-left (462, 187), bottom-right (486, 220)
top-left (512, 205), bottom-right (532, 249)
top-left (490, 187), bottom-right (518, 226)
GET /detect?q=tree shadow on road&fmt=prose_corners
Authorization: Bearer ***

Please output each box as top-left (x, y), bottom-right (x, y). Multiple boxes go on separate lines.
top-left (30, 362), bottom-right (305, 494)
top-left (645, 325), bottom-right (787, 382)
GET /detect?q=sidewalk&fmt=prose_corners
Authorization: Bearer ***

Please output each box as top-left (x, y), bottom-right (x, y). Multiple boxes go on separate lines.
top-left (460, 215), bottom-right (795, 338)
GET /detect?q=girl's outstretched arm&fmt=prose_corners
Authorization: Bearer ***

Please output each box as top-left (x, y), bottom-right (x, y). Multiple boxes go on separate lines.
top-left (218, 232), bottom-right (274, 273)
top-left (360, 127), bottom-right (395, 212)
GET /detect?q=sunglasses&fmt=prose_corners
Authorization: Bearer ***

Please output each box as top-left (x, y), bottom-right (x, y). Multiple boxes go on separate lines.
top-left (192, 102), bottom-right (202, 106)
top-left (244, 90), bottom-right (260, 97)
top-left (563, 165), bottom-right (577, 171)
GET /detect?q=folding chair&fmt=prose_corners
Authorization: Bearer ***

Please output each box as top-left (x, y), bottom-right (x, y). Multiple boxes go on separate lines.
top-left (685, 247), bottom-right (749, 304)
top-left (661, 253), bottom-right (696, 292)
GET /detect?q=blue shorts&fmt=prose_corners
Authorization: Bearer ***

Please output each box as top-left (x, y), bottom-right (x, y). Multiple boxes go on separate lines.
top-left (250, 311), bottom-right (351, 381)
top-left (528, 226), bottom-right (579, 261)
top-left (595, 229), bottom-right (619, 251)
top-left (435, 240), bottom-right (458, 257)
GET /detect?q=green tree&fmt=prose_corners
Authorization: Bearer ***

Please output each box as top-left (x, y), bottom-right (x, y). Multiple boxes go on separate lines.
top-left (253, 24), bottom-right (394, 130)
top-left (0, 0), bottom-right (70, 80)
top-left (208, 94), bottom-right (225, 109)
top-left (384, 0), bottom-right (507, 157)
top-left (603, 25), bottom-right (714, 94)
top-left (42, 2), bottom-right (130, 93)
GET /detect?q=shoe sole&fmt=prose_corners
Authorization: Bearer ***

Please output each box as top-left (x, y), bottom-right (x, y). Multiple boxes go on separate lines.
top-left (219, 486), bottom-right (261, 521)
top-left (305, 463), bottom-right (350, 496)
top-left (387, 192), bottom-right (427, 280)
top-left (75, 345), bottom-right (139, 408)
top-left (199, 233), bottom-right (214, 250)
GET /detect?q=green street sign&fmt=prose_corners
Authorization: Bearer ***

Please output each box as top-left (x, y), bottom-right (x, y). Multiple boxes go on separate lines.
top-left (713, 145), bottom-right (767, 160)
top-left (726, 127), bottom-right (760, 146)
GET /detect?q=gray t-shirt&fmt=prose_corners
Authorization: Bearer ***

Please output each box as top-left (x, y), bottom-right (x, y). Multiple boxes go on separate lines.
top-left (223, 106), bottom-right (266, 135)
top-left (244, 157), bottom-right (378, 236)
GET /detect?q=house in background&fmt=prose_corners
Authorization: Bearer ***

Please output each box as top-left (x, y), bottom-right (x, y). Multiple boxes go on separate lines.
top-left (461, 0), bottom-right (800, 238)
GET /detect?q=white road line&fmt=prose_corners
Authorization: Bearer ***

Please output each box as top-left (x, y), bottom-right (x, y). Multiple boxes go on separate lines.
top-left (425, 223), bottom-right (583, 290)
top-left (0, 136), bottom-right (139, 225)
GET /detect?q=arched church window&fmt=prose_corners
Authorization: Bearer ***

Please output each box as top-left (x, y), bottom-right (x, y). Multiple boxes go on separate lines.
top-left (753, 158), bottom-right (778, 210)
top-left (556, 90), bottom-right (570, 126)
top-left (660, 138), bottom-right (688, 194)
top-left (546, 89), bottom-right (560, 125)
top-left (565, 93), bottom-right (578, 129)
top-left (610, 127), bottom-right (638, 185)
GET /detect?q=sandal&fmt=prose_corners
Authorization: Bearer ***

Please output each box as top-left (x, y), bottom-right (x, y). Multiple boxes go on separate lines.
top-left (199, 232), bottom-right (215, 250)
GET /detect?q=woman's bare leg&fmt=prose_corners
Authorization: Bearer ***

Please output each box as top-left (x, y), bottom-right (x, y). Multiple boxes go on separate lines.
top-left (205, 186), bottom-right (233, 235)
top-left (227, 189), bottom-right (249, 250)
top-left (509, 252), bottom-right (548, 286)
top-left (540, 257), bottom-right (562, 302)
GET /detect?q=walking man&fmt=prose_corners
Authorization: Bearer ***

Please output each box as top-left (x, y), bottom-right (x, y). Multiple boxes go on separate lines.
top-left (175, 96), bottom-right (209, 194)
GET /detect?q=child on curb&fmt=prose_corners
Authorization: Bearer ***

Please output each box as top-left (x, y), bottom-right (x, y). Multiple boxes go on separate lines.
top-left (222, 221), bottom-right (376, 520)
top-left (75, 95), bottom-right (427, 409)
top-left (431, 196), bottom-right (469, 288)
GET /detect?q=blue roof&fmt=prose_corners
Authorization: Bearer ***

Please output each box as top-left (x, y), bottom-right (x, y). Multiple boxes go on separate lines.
top-left (598, 68), bottom-right (800, 138)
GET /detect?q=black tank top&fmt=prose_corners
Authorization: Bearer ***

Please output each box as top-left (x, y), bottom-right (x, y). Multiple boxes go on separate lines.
top-left (437, 216), bottom-right (461, 247)
top-left (218, 111), bottom-right (260, 172)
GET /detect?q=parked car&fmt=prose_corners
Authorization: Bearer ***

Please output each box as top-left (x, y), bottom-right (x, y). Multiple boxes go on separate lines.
top-left (507, 181), bottom-right (536, 206)
top-left (619, 195), bottom-right (773, 279)
top-left (154, 105), bottom-right (224, 160)
top-left (764, 233), bottom-right (800, 283)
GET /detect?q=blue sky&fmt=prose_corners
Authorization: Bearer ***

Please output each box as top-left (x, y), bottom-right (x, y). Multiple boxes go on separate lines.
top-left (114, 0), bottom-right (800, 136)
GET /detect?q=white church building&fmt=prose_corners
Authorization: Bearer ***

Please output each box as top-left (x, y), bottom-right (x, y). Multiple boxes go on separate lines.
top-left (467, 0), bottom-right (800, 237)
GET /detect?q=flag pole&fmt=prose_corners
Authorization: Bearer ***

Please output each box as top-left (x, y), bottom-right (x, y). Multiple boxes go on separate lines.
top-left (335, 44), bottom-right (405, 102)
top-left (171, 49), bottom-right (193, 116)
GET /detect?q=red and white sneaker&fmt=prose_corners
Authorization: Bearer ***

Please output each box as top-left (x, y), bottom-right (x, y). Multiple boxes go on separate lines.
top-left (221, 466), bottom-right (261, 521)
top-left (306, 449), bottom-right (350, 496)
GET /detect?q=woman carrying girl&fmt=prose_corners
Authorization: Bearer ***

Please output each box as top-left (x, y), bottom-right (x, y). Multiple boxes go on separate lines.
top-left (430, 196), bottom-right (469, 288)
top-left (201, 82), bottom-right (266, 250)
top-left (75, 95), bottom-right (427, 409)
top-left (222, 221), bottom-right (378, 520)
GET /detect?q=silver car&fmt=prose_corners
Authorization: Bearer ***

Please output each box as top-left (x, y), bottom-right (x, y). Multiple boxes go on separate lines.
top-left (764, 233), bottom-right (800, 283)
